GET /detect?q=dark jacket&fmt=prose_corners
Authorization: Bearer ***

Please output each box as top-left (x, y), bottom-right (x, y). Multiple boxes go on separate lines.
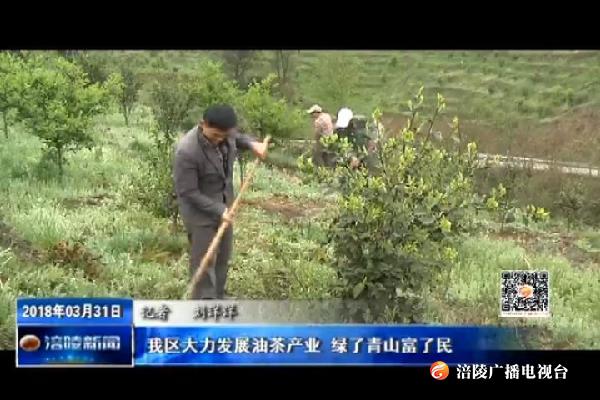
top-left (173, 126), bottom-right (256, 228)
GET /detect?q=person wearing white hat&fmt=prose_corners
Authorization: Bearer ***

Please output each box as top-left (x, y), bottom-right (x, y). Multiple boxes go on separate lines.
top-left (335, 107), bottom-right (354, 130)
top-left (306, 104), bottom-right (334, 166)
top-left (334, 107), bottom-right (354, 143)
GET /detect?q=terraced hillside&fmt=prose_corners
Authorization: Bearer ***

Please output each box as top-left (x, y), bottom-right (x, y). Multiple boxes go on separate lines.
top-left (294, 50), bottom-right (600, 124)
top-left (84, 50), bottom-right (600, 162)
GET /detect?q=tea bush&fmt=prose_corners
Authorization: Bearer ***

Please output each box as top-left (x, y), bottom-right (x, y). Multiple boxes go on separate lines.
top-left (300, 88), bottom-right (481, 322)
top-left (6, 55), bottom-right (117, 177)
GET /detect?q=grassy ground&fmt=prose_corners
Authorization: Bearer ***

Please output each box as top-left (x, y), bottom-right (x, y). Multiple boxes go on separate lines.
top-left (1, 108), bottom-right (599, 349)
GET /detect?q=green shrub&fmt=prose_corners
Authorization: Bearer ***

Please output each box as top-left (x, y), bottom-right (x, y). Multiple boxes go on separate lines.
top-left (114, 62), bottom-right (142, 126)
top-left (300, 88), bottom-right (481, 322)
top-left (16, 56), bottom-right (117, 177)
top-left (147, 73), bottom-right (196, 138)
top-left (564, 88), bottom-right (575, 107)
top-left (0, 52), bottom-right (25, 138)
top-left (128, 120), bottom-right (177, 222)
top-left (557, 180), bottom-right (585, 230)
top-left (183, 61), bottom-right (242, 128)
top-left (70, 51), bottom-right (112, 85)
top-left (238, 74), bottom-right (303, 140)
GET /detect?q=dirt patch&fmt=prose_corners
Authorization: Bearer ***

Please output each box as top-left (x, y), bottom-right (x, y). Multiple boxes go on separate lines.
top-left (491, 227), bottom-right (559, 250)
top-left (62, 193), bottom-right (113, 209)
top-left (492, 229), bottom-right (541, 250)
top-left (46, 240), bottom-right (104, 280)
top-left (383, 107), bottom-right (600, 166)
top-left (0, 218), bottom-right (43, 263)
top-left (490, 228), bottom-right (600, 267)
top-left (139, 246), bottom-right (187, 264)
top-left (473, 108), bottom-right (600, 164)
top-left (243, 194), bottom-right (325, 220)
top-left (541, 232), bottom-right (600, 266)
top-left (527, 325), bottom-right (583, 350)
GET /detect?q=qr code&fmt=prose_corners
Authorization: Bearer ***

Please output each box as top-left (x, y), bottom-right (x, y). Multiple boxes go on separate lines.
top-left (500, 271), bottom-right (550, 317)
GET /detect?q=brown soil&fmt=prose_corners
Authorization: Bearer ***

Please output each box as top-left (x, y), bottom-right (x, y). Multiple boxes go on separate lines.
top-left (0, 214), bottom-right (109, 277)
top-left (490, 228), bottom-right (600, 267)
top-left (62, 193), bottom-right (113, 209)
top-left (0, 218), bottom-right (43, 263)
top-left (139, 247), bottom-right (187, 264)
top-left (243, 194), bottom-right (325, 220)
top-left (46, 240), bottom-right (104, 280)
top-left (491, 229), bottom-right (541, 252)
top-left (471, 107), bottom-right (600, 165)
top-left (383, 106), bottom-right (600, 166)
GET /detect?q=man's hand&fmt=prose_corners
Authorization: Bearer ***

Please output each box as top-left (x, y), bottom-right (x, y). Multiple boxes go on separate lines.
top-left (250, 141), bottom-right (269, 160)
top-left (222, 208), bottom-right (233, 224)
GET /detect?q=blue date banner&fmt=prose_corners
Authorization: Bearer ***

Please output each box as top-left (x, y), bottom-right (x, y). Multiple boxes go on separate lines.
top-left (134, 325), bottom-right (520, 366)
top-left (17, 298), bottom-right (133, 326)
top-left (17, 325), bottom-right (133, 367)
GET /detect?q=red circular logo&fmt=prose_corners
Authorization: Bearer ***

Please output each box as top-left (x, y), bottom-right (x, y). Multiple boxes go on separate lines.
top-left (430, 361), bottom-right (449, 380)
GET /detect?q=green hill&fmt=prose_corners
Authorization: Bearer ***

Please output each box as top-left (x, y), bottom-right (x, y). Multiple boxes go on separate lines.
top-left (293, 50), bottom-right (600, 124)
top-left (74, 50), bottom-right (600, 163)
top-left (107, 50), bottom-right (600, 125)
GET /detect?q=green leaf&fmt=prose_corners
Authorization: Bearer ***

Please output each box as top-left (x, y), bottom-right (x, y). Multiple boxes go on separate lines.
top-left (419, 216), bottom-right (436, 225)
top-left (352, 282), bottom-right (365, 299)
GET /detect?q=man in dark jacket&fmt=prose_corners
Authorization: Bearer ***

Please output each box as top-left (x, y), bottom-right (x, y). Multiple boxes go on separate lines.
top-left (173, 105), bottom-right (267, 299)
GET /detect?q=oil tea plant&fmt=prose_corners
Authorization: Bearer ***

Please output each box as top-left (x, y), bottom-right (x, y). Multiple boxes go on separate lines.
top-left (0, 53), bottom-right (24, 138)
top-left (523, 205), bottom-right (550, 227)
top-left (300, 88), bottom-right (481, 322)
top-left (16, 56), bottom-right (118, 178)
top-left (239, 74), bottom-right (303, 141)
top-left (129, 119), bottom-right (178, 226)
top-left (484, 183), bottom-right (516, 230)
top-left (114, 62), bottom-right (142, 127)
top-left (556, 180), bottom-right (585, 231)
top-left (238, 74), bottom-right (303, 180)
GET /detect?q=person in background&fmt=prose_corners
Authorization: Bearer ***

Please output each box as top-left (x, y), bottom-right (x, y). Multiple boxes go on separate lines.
top-left (307, 104), bottom-right (334, 166)
top-left (334, 107), bottom-right (354, 142)
top-left (334, 107), bottom-right (363, 168)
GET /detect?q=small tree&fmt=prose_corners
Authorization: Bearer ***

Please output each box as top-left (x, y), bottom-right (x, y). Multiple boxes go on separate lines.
top-left (239, 74), bottom-right (303, 140)
top-left (556, 180), bottom-right (585, 230)
top-left (191, 61), bottom-right (241, 107)
top-left (220, 50), bottom-right (258, 88)
top-left (148, 62), bottom-right (241, 138)
top-left (484, 182), bottom-right (517, 231)
top-left (114, 62), bottom-right (142, 126)
top-left (310, 53), bottom-right (360, 111)
top-left (0, 52), bottom-right (24, 138)
top-left (144, 73), bottom-right (196, 229)
top-left (70, 51), bottom-right (112, 85)
top-left (131, 118), bottom-right (179, 229)
top-left (238, 74), bottom-right (303, 180)
top-left (148, 74), bottom-right (196, 139)
top-left (270, 50), bottom-right (297, 99)
top-left (17, 56), bottom-right (115, 177)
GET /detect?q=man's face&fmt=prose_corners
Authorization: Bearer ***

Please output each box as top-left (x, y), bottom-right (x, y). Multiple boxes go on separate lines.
top-left (201, 121), bottom-right (233, 144)
top-left (311, 112), bottom-right (320, 121)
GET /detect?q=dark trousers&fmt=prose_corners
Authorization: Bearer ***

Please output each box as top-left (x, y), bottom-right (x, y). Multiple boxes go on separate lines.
top-left (313, 142), bottom-right (336, 167)
top-left (187, 224), bottom-right (233, 299)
